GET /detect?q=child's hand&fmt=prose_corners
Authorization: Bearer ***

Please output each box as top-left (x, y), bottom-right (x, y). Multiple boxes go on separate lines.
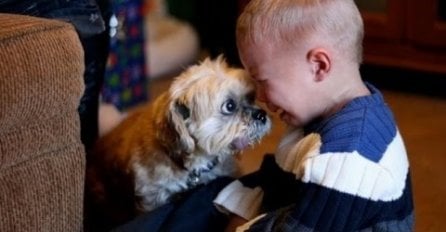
top-left (225, 214), bottom-right (248, 232)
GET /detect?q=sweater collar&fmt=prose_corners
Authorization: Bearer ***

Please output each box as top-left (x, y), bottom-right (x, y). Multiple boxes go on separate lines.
top-left (304, 82), bottom-right (383, 134)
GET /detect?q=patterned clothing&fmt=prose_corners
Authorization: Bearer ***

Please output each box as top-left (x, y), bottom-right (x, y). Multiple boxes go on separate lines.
top-left (102, 0), bottom-right (148, 111)
top-left (214, 83), bottom-right (414, 232)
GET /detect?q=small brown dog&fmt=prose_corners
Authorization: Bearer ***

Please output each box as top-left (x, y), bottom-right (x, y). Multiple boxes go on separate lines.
top-left (85, 56), bottom-right (271, 229)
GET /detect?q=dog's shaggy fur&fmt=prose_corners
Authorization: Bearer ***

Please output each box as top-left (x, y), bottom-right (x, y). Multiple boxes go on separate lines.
top-left (85, 57), bottom-right (271, 229)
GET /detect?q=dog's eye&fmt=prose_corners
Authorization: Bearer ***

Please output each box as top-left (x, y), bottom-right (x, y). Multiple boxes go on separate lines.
top-left (221, 99), bottom-right (237, 115)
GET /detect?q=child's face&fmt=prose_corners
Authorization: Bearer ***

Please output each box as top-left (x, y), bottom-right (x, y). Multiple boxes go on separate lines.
top-left (239, 41), bottom-right (319, 127)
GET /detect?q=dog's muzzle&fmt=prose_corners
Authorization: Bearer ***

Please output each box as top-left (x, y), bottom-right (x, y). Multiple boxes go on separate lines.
top-left (252, 109), bottom-right (267, 124)
top-left (230, 108), bottom-right (270, 151)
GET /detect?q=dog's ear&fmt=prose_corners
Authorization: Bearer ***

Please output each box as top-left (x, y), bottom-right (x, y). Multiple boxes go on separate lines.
top-left (167, 100), bottom-right (195, 154)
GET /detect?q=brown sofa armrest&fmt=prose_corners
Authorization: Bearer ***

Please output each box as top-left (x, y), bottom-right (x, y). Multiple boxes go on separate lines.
top-left (0, 13), bottom-right (86, 231)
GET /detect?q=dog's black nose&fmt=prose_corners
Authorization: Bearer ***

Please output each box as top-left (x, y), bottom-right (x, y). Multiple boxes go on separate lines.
top-left (252, 109), bottom-right (267, 124)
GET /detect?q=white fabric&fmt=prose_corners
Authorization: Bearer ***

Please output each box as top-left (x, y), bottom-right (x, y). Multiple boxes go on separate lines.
top-left (213, 180), bottom-right (264, 220)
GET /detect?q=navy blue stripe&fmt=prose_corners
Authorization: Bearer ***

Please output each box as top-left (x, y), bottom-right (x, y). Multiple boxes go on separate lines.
top-left (305, 84), bottom-right (397, 162)
top-left (278, 173), bottom-right (413, 232)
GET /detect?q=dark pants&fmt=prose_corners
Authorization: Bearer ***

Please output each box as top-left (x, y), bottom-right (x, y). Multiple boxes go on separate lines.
top-left (113, 177), bottom-right (233, 232)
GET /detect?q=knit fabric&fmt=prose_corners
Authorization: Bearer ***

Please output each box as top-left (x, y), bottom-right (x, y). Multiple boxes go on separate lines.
top-left (214, 83), bottom-right (414, 232)
top-left (0, 14), bottom-right (86, 231)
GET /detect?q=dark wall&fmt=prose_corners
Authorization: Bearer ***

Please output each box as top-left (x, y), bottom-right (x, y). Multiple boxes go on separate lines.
top-left (167, 0), bottom-right (241, 66)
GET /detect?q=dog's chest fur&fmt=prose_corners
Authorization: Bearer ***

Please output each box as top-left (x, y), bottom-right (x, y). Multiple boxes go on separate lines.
top-left (90, 103), bottom-right (237, 213)
top-left (132, 151), bottom-right (236, 212)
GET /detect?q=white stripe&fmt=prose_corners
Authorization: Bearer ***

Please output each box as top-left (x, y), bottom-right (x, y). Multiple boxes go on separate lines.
top-left (278, 132), bottom-right (409, 202)
top-left (214, 180), bottom-right (264, 220)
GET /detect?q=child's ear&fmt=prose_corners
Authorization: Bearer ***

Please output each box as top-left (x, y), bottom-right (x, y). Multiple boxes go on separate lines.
top-left (307, 48), bottom-right (331, 82)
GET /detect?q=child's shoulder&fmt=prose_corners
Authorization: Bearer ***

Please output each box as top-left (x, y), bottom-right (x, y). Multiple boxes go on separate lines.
top-left (315, 94), bottom-right (398, 162)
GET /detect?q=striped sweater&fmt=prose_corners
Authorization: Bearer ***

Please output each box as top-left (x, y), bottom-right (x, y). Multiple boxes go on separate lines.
top-left (214, 83), bottom-right (414, 232)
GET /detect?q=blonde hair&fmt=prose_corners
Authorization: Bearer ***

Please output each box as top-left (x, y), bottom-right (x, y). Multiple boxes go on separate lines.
top-left (237, 0), bottom-right (364, 63)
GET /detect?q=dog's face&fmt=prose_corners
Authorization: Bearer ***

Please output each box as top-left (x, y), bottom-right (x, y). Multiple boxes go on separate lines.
top-left (155, 56), bottom-right (271, 158)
